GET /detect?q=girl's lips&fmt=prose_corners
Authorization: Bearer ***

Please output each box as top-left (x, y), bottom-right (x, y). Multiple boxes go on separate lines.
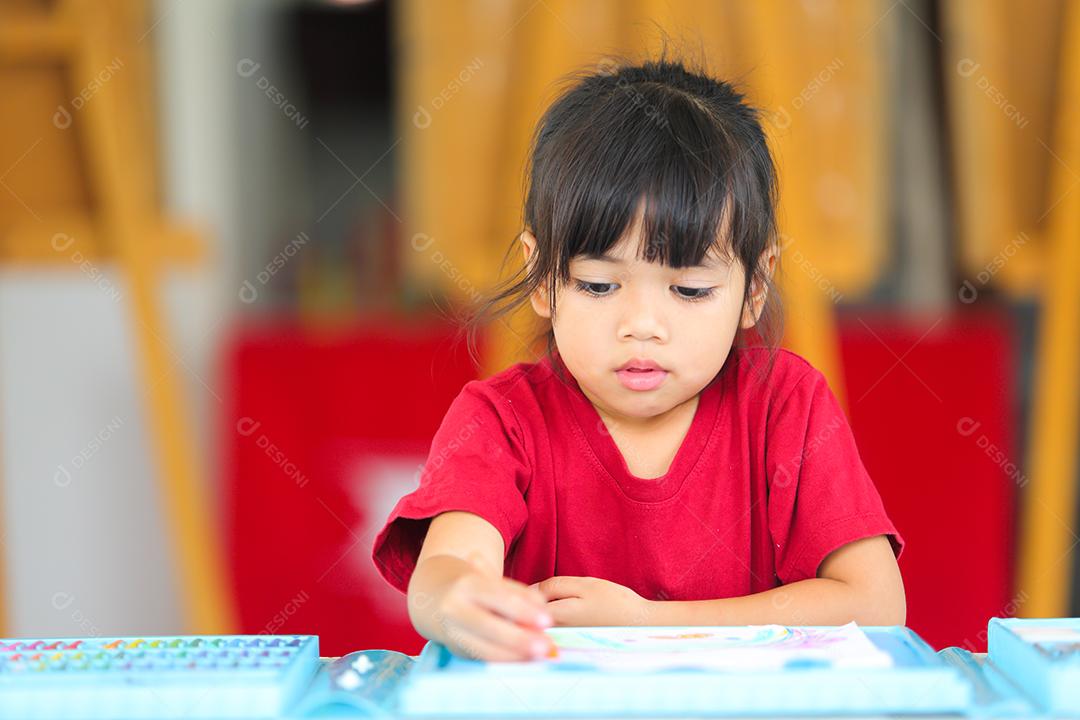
top-left (616, 367), bottom-right (668, 391)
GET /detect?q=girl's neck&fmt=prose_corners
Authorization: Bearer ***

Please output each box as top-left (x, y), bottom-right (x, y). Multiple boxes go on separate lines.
top-left (592, 390), bottom-right (700, 439)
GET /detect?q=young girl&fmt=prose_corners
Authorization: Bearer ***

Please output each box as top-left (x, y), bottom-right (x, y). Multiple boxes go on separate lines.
top-left (372, 55), bottom-right (905, 662)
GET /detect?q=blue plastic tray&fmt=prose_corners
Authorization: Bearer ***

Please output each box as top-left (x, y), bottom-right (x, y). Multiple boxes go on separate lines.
top-left (395, 626), bottom-right (972, 717)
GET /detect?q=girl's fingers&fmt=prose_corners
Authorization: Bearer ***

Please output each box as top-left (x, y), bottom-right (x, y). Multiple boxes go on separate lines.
top-left (452, 601), bottom-right (551, 660)
top-left (544, 597), bottom-right (579, 626)
top-left (447, 630), bottom-right (528, 663)
top-left (473, 577), bottom-right (552, 628)
top-left (505, 576), bottom-right (550, 608)
top-left (534, 576), bottom-right (586, 601)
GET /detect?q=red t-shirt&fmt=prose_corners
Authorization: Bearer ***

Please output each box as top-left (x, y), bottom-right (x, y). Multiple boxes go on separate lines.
top-left (372, 347), bottom-right (904, 600)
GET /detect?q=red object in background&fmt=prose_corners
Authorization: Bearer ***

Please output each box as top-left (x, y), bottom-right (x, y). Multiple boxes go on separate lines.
top-left (226, 310), bottom-right (1016, 655)
top-left (224, 316), bottom-right (481, 656)
top-left (838, 310), bottom-right (1017, 651)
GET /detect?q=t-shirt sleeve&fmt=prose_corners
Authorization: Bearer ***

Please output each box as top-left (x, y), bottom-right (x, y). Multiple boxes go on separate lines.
top-left (371, 381), bottom-right (531, 593)
top-left (766, 367), bottom-right (905, 584)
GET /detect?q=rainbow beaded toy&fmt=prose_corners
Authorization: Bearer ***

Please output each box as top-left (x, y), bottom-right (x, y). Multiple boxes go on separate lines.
top-left (0, 635), bottom-right (319, 719)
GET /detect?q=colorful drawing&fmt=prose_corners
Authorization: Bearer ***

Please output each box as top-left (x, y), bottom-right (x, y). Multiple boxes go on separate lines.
top-left (489, 622), bottom-right (894, 673)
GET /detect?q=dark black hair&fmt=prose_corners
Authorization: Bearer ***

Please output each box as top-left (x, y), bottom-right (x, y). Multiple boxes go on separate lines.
top-left (461, 51), bottom-right (782, 379)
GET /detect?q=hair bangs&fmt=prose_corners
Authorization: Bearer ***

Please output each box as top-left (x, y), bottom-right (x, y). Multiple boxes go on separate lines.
top-left (541, 86), bottom-right (754, 283)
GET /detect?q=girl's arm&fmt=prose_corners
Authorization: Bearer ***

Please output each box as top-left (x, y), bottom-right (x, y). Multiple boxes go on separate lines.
top-left (535, 535), bottom-right (905, 627)
top-left (407, 510), bottom-right (554, 660)
top-left (641, 535), bottom-right (906, 626)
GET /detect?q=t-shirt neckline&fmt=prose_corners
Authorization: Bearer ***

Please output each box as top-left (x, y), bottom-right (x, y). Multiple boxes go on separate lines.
top-left (544, 350), bottom-right (723, 503)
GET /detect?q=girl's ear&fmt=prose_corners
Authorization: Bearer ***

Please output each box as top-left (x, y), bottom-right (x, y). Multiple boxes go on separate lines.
top-left (520, 230), bottom-right (552, 319)
top-left (740, 243), bottom-right (778, 329)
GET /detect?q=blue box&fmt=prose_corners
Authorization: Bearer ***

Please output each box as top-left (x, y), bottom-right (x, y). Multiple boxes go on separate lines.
top-left (988, 617), bottom-right (1080, 715)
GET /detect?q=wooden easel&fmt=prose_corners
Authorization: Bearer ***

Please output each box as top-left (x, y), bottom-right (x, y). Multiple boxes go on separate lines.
top-left (0, 0), bottom-right (233, 634)
top-left (1016, 0), bottom-right (1080, 619)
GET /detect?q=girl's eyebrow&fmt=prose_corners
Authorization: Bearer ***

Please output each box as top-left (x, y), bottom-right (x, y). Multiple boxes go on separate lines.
top-left (576, 252), bottom-right (728, 269)
top-left (578, 252), bottom-right (623, 264)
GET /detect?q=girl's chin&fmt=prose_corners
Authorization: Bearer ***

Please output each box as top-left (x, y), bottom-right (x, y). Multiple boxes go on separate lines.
top-left (605, 393), bottom-right (674, 419)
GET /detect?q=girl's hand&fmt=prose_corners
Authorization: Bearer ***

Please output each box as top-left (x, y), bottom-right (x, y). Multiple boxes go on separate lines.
top-left (532, 576), bottom-right (651, 626)
top-left (420, 553), bottom-right (555, 662)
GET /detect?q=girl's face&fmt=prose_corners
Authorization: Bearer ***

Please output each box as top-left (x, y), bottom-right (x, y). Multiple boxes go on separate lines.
top-left (521, 215), bottom-right (771, 426)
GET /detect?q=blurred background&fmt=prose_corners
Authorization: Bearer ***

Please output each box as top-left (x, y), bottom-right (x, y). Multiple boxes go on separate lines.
top-left (0, 0), bottom-right (1076, 656)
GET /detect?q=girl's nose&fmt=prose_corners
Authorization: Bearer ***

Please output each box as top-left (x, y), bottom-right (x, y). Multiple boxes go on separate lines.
top-left (617, 288), bottom-right (668, 343)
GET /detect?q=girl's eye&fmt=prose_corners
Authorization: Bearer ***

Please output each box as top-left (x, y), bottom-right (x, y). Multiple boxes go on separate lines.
top-left (673, 286), bottom-right (715, 302)
top-left (575, 280), bottom-right (617, 297)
